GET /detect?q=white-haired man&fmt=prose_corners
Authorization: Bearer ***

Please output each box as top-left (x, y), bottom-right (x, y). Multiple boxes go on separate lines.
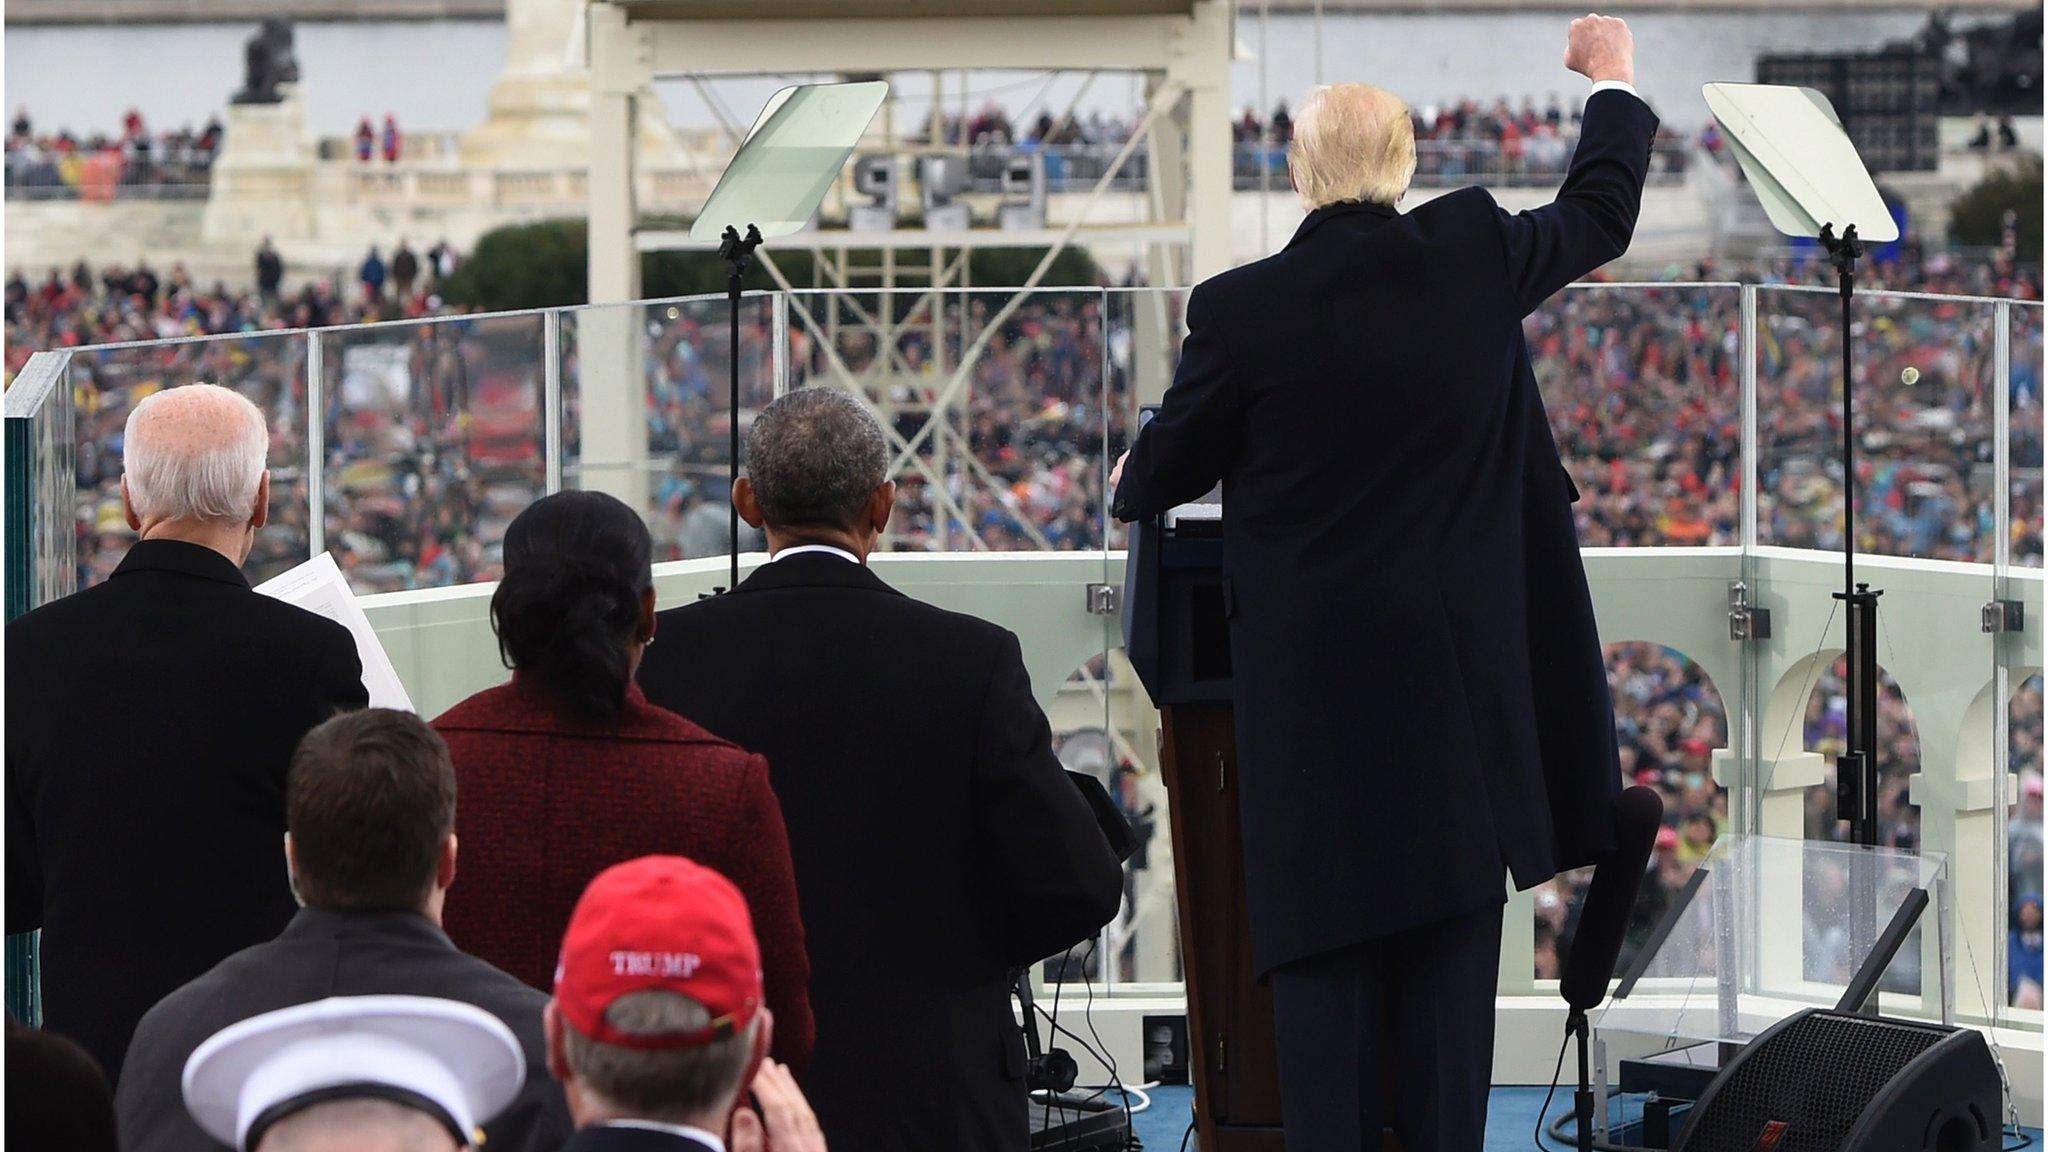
top-left (6, 383), bottom-right (367, 1084)
top-left (1111, 16), bottom-right (1654, 1151)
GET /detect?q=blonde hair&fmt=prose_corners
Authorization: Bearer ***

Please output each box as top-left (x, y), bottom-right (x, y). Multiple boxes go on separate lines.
top-left (1287, 84), bottom-right (1417, 211)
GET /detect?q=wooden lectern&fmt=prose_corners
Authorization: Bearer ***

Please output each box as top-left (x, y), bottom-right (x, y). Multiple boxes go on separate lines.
top-left (1123, 483), bottom-right (1403, 1152)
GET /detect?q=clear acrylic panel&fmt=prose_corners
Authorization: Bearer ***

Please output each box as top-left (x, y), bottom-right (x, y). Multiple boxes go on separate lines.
top-left (1999, 302), bottom-right (2043, 1025)
top-left (562, 293), bottom-right (772, 566)
top-left (2011, 302), bottom-right (2043, 569)
top-left (1749, 285), bottom-right (2007, 1026)
top-left (1088, 286), bottom-right (1194, 995)
top-left (1525, 284), bottom-right (1744, 547)
top-left (68, 331), bottom-right (314, 586)
top-left (1596, 833), bottom-right (1949, 1047)
top-left (785, 288), bottom-right (1111, 553)
top-left (321, 313), bottom-right (545, 593)
top-left (2009, 673), bottom-right (2044, 1019)
top-left (1756, 285), bottom-right (2002, 562)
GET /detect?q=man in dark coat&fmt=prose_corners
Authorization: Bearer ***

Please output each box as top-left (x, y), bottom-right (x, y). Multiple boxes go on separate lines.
top-left (116, 709), bottom-right (571, 1152)
top-left (639, 388), bottom-right (1124, 1152)
top-left (254, 236), bottom-right (283, 300)
top-left (5, 383), bottom-right (368, 1083)
top-left (1110, 16), bottom-right (1654, 1150)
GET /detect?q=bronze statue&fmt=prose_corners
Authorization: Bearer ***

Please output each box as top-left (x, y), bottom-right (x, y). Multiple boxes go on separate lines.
top-left (230, 18), bottom-right (301, 106)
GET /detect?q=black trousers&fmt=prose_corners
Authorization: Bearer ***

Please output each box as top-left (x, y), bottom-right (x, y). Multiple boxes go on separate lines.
top-left (1268, 901), bottom-right (1504, 1152)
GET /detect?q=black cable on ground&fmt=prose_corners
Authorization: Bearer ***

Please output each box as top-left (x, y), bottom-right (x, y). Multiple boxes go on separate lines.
top-left (1534, 1028), bottom-right (1572, 1152)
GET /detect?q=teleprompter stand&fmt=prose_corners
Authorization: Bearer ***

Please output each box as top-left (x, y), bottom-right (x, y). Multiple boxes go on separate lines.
top-left (1704, 81), bottom-right (1907, 1007)
top-left (687, 80), bottom-right (888, 593)
top-left (715, 223), bottom-right (764, 594)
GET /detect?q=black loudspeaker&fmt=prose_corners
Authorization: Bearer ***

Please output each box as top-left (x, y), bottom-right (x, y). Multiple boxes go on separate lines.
top-left (1675, 1009), bottom-right (2002, 1152)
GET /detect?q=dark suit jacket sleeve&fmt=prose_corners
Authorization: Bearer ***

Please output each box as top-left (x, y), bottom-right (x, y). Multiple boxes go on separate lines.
top-left (313, 621), bottom-right (371, 716)
top-left (1112, 284), bottom-right (1239, 522)
top-left (6, 755), bottom-right (40, 935)
top-left (971, 631), bottom-right (1125, 965)
top-left (1490, 88), bottom-right (1660, 316)
top-left (723, 753), bottom-right (815, 1072)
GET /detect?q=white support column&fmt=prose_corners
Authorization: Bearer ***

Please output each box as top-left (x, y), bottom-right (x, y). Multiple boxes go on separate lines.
top-left (1143, 73), bottom-right (1189, 296)
top-left (588, 3), bottom-right (642, 305)
top-left (1136, 72), bottom-right (1187, 408)
top-left (1179, 0), bottom-right (1234, 282)
top-left (583, 1), bottom-right (648, 511)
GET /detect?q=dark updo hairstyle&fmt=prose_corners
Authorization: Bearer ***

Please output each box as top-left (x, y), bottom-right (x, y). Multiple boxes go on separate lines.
top-left (491, 490), bottom-right (653, 722)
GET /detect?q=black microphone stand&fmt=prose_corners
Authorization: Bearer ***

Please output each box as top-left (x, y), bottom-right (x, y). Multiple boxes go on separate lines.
top-left (1569, 1007), bottom-right (1595, 1152)
top-left (1820, 222), bottom-right (1883, 1012)
top-left (714, 223), bottom-right (764, 597)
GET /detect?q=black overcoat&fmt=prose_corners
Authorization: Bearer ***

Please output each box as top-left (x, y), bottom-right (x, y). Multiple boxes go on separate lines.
top-left (1114, 89), bottom-right (1660, 975)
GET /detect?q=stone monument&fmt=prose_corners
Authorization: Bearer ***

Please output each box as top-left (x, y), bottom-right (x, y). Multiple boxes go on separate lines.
top-left (461, 0), bottom-right (680, 166)
top-left (202, 19), bottom-right (315, 242)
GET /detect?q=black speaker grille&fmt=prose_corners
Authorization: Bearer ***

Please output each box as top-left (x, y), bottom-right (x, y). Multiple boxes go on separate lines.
top-left (1685, 1013), bottom-right (1947, 1152)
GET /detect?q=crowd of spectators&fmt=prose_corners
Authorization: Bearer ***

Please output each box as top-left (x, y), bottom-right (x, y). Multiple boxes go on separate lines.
top-left (932, 94), bottom-right (1690, 187)
top-left (5, 107), bottom-right (222, 199)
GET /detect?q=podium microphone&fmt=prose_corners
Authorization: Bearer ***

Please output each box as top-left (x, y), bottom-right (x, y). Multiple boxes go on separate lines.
top-left (1558, 785), bottom-right (1665, 1152)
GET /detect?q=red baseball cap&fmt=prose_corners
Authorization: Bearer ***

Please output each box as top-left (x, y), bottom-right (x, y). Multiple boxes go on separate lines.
top-left (554, 856), bottom-right (763, 1051)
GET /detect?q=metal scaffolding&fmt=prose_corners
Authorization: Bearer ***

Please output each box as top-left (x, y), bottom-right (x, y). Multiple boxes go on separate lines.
top-left (582, 0), bottom-right (1234, 519)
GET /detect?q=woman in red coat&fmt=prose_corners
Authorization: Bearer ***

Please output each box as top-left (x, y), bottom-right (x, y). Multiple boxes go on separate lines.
top-left (434, 490), bottom-right (814, 1069)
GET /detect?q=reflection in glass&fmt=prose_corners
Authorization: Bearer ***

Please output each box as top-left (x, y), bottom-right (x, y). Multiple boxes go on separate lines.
top-left (323, 315), bottom-right (544, 593)
top-left (1046, 653), bottom-right (1176, 989)
top-left (69, 334), bottom-right (312, 587)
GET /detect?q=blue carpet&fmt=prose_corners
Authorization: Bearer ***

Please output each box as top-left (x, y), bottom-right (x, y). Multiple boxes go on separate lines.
top-left (1113, 1083), bottom-right (2042, 1150)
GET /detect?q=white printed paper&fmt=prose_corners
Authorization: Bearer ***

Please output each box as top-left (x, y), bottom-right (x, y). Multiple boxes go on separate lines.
top-left (255, 552), bottom-right (415, 712)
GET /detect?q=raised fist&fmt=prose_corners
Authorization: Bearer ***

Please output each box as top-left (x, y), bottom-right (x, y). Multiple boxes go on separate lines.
top-left (1565, 13), bottom-right (1634, 87)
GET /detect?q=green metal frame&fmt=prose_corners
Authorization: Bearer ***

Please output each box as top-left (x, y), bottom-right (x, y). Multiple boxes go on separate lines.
top-left (5, 350), bottom-right (77, 1025)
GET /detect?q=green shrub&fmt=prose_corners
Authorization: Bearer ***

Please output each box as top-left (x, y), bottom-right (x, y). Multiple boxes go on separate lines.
top-left (436, 218), bottom-right (1106, 312)
top-left (1947, 156), bottom-right (2042, 259)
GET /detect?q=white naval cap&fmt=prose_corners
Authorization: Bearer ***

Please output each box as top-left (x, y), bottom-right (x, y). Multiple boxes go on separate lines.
top-left (181, 995), bottom-right (525, 1151)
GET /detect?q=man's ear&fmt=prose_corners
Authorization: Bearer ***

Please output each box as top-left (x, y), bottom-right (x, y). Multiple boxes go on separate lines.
top-left (752, 1007), bottom-right (776, 1067)
top-left (437, 833), bottom-right (458, 893)
top-left (732, 477), bottom-right (766, 529)
top-left (121, 476), bottom-right (142, 532)
top-left (543, 1001), bottom-right (571, 1083)
top-left (867, 481), bottom-right (896, 535)
top-left (726, 1008), bottom-right (775, 1126)
top-left (250, 471), bottom-right (271, 530)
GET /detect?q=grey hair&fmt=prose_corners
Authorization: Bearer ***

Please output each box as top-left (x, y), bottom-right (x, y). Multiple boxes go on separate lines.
top-left (745, 387), bottom-right (888, 532)
top-left (122, 383), bottom-right (269, 524)
top-left (559, 991), bottom-right (755, 1125)
top-left (255, 1098), bottom-right (464, 1152)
